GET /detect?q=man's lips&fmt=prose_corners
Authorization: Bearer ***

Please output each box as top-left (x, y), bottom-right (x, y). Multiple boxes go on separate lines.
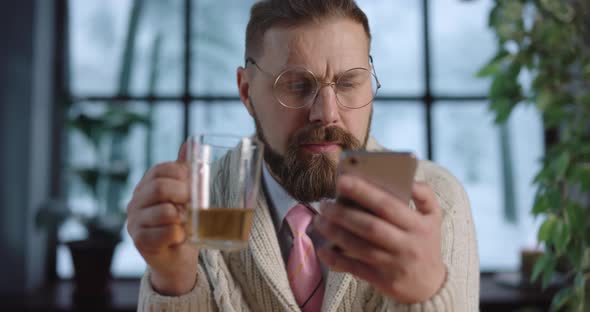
top-left (300, 142), bottom-right (341, 153)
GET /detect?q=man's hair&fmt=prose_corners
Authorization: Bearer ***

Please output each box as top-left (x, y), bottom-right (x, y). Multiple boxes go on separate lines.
top-left (245, 0), bottom-right (371, 59)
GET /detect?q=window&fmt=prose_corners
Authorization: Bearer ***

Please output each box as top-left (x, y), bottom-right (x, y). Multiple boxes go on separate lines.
top-left (57, 0), bottom-right (544, 277)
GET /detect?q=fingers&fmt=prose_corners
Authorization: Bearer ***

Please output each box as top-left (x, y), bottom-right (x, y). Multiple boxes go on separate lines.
top-left (177, 141), bottom-right (188, 162)
top-left (320, 202), bottom-right (406, 254)
top-left (144, 162), bottom-right (190, 185)
top-left (139, 203), bottom-right (184, 227)
top-left (317, 244), bottom-right (384, 286)
top-left (125, 141), bottom-right (194, 268)
top-left (337, 175), bottom-right (419, 231)
top-left (133, 161), bottom-right (189, 197)
top-left (133, 178), bottom-right (190, 209)
top-left (411, 182), bottom-right (440, 216)
top-left (313, 216), bottom-right (393, 267)
top-left (132, 224), bottom-right (186, 254)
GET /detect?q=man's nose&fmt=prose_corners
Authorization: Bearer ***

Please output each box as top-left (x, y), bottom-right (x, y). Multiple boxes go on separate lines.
top-left (308, 84), bottom-right (340, 126)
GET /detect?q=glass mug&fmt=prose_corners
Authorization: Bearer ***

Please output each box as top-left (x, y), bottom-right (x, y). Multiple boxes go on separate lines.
top-left (185, 134), bottom-right (264, 250)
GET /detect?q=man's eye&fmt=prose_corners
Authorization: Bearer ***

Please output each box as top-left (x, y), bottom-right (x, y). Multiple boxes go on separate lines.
top-left (288, 81), bottom-right (313, 93)
top-left (337, 80), bottom-right (357, 90)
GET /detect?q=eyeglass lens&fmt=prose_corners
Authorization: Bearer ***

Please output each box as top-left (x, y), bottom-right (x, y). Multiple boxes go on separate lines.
top-left (274, 68), bottom-right (378, 109)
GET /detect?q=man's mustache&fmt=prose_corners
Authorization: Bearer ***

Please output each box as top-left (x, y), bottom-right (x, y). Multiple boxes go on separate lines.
top-left (288, 125), bottom-right (360, 151)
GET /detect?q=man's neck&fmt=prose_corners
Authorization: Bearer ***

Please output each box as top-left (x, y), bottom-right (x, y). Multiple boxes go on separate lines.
top-left (264, 161), bottom-right (283, 188)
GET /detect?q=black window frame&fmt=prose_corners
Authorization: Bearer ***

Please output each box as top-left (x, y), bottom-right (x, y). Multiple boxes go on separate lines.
top-left (49, 0), bottom-right (501, 281)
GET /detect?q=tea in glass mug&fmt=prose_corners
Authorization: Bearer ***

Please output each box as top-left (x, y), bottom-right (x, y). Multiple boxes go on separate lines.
top-left (185, 135), bottom-right (263, 250)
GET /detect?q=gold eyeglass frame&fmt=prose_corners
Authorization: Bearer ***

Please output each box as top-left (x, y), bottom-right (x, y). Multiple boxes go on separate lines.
top-left (245, 56), bottom-right (382, 110)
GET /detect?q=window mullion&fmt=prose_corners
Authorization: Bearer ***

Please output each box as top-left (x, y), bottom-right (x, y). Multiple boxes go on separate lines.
top-left (183, 0), bottom-right (192, 139)
top-left (422, 0), bottom-right (433, 160)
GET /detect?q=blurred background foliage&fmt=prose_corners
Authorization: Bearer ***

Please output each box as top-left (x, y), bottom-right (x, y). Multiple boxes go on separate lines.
top-left (480, 0), bottom-right (590, 310)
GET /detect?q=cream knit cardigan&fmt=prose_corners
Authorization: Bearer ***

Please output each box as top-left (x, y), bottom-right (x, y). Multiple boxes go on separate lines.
top-left (138, 137), bottom-right (480, 312)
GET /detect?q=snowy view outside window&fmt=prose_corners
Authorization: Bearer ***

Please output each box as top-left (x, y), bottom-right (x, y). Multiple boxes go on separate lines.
top-left (60, 0), bottom-right (544, 277)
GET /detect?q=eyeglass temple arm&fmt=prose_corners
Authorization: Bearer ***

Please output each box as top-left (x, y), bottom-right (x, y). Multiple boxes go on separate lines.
top-left (369, 55), bottom-right (382, 89)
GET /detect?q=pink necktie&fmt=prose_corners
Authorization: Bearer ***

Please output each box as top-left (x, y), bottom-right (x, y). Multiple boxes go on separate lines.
top-left (285, 204), bottom-right (325, 312)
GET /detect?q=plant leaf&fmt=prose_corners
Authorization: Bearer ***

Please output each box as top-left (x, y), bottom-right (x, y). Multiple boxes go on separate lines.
top-left (552, 219), bottom-right (571, 256)
top-left (567, 244), bottom-right (583, 268)
top-left (533, 166), bottom-right (552, 185)
top-left (68, 112), bottom-right (107, 149)
top-left (550, 287), bottom-right (574, 312)
top-left (553, 151), bottom-right (571, 179)
top-left (73, 166), bottom-right (101, 198)
top-left (546, 186), bottom-right (562, 213)
top-left (539, 0), bottom-right (575, 23)
top-left (536, 90), bottom-right (555, 112)
top-left (574, 272), bottom-right (586, 291)
top-left (532, 194), bottom-right (549, 216)
top-left (542, 257), bottom-right (556, 289)
top-left (490, 98), bottom-right (516, 123)
top-left (542, 106), bottom-right (568, 129)
top-left (531, 251), bottom-right (554, 283)
top-left (566, 203), bottom-right (586, 238)
top-left (572, 163), bottom-right (590, 191)
top-left (477, 61), bottom-right (502, 78)
top-left (477, 50), bottom-right (509, 77)
top-left (538, 215), bottom-right (557, 243)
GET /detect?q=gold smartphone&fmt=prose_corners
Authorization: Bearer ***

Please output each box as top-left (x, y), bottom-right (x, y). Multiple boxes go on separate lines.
top-left (337, 151), bottom-right (418, 205)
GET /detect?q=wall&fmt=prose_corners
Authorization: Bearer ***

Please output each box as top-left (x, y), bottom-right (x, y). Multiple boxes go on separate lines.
top-left (0, 0), bottom-right (55, 295)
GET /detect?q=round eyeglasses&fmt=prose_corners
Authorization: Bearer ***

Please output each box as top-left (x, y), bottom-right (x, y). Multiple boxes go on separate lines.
top-left (245, 57), bottom-right (381, 110)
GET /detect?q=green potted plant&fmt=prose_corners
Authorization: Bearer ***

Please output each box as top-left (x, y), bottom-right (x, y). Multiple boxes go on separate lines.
top-left (36, 0), bottom-right (156, 304)
top-left (479, 0), bottom-right (590, 310)
top-left (37, 106), bottom-right (150, 301)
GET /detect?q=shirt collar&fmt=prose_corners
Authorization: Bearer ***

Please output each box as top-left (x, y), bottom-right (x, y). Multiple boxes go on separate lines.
top-left (262, 162), bottom-right (320, 224)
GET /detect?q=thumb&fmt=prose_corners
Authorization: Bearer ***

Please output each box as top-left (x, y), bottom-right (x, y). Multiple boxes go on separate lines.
top-left (411, 182), bottom-right (437, 215)
top-left (177, 141), bottom-right (188, 162)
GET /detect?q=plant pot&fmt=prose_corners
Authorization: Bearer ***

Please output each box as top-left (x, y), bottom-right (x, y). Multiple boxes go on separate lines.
top-left (520, 249), bottom-right (544, 289)
top-left (66, 239), bottom-right (119, 304)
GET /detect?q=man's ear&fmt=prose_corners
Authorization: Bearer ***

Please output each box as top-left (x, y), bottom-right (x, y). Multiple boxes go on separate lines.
top-left (237, 67), bottom-right (254, 117)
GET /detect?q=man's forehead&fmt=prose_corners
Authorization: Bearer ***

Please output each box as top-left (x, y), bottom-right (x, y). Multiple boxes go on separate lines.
top-left (260, 19), bottom-right (369, 73)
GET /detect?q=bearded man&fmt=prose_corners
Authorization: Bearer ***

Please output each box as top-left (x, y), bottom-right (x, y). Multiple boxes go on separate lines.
top-left (127, 1), bottom-right (480, 311)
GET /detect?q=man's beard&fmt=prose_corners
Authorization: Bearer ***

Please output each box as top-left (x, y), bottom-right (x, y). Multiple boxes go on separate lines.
top-left (250, 99), bottom-right (371, 203)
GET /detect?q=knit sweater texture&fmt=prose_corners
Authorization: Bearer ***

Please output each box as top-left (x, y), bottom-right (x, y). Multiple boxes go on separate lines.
top-left (138, 137), bottom-right (480, 311)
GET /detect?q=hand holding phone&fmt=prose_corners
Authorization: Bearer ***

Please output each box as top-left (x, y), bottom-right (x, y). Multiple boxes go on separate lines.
top-left (316, 151), bottom-right (447, 304)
